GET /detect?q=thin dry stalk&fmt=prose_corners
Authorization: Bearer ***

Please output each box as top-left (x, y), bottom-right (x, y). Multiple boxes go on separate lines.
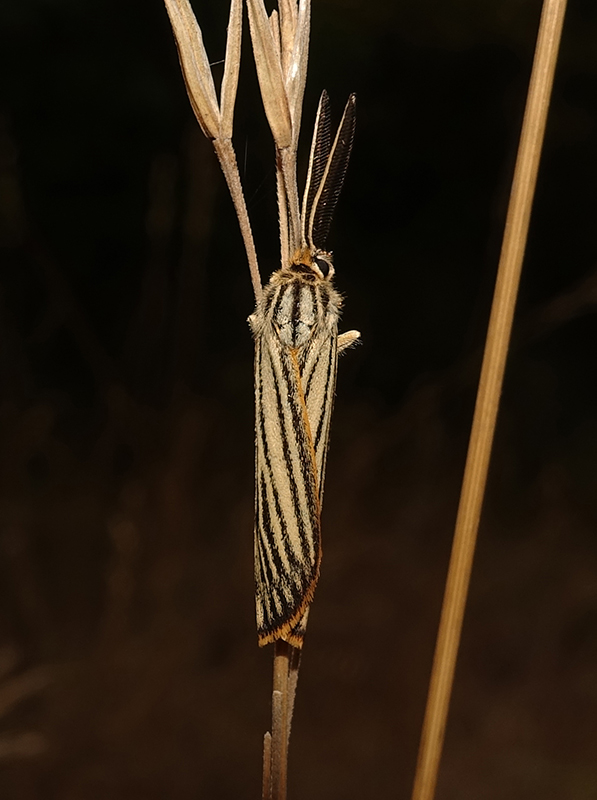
top-left (410, 1), bottom-right (568, 799)
top-left (270, 641), bottom-right (290, 800)
top-left (212, 137), bottom-right (262, 301)
top-left (262, 642), bottom-right (301, 800)
top-left (163, 0), bottom-right (262, 303)
top-left (262, 732), bottom-right (272, 799)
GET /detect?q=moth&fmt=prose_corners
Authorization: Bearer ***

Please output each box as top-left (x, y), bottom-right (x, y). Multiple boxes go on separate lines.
top-left (249, 90), bottom-right (359, 648)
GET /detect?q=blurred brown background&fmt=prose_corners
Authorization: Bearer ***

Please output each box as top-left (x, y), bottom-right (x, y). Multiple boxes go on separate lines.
top-left (1, 0), bottom-right (597, 797)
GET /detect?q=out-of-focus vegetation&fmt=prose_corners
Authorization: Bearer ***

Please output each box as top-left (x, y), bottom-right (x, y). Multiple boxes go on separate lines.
top-left (1, 0), bottom-right (597, 797)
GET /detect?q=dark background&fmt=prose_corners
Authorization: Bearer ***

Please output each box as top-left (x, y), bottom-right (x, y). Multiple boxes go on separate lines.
top-left (1, 0), bottom-right (597, 797)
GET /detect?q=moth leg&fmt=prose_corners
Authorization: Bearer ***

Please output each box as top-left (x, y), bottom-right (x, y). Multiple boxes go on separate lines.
top-left (338, 329), bottom-right (360, 353)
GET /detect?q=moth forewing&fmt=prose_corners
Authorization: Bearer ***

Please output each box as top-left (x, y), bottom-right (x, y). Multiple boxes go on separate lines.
top-left (299, 292), bottom-right (341, 495)
top-left (251, 263), bottom-right (343, 647)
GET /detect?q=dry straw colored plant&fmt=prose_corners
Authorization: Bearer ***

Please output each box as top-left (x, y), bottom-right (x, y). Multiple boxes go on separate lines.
top-left (410, 0), bottom-right (569, 797)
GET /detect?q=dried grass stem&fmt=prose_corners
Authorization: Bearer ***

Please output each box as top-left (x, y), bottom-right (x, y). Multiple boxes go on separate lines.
top-left (411, 1), bottom-right (569, 799)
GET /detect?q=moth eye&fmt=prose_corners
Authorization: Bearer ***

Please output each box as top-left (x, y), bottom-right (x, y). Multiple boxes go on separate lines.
top-left (314, 256), bottom-right (331, 277)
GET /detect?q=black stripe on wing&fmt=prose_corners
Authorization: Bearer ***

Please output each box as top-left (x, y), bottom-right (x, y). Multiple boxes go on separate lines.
top-left (301, 90), bottom-right (331, 247)
top-left (254, 331), bottom-right (322, 647)
top-left (308, 93), bottom-right (356, 251)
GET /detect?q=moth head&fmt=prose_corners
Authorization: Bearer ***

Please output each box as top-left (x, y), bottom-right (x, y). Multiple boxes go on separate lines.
top-left (289, 247), bottom-right (335, 281)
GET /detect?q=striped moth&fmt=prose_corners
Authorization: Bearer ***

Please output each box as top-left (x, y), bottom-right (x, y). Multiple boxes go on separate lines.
top-left (162, 1), bottom-right (358, 791)
top-left (250, 90), bottom-right (359, 648)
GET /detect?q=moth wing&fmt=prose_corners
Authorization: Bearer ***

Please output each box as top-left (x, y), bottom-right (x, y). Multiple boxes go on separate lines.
top-left (254, 327), bottom-right (322, 648)
top-left (275, 322), bottom-right (338, 647)
top-left (300, 321), bottom-right (339, 502)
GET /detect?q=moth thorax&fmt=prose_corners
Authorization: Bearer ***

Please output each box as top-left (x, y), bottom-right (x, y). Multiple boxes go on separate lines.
top-left (274, 281), bottom-right (319, 348)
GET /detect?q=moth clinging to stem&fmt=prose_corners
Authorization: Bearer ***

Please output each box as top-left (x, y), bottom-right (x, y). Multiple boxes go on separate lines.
top-left (250, 89), bottom-right (359, 648)
top-left (162, 1), bottom-right (358, 794)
